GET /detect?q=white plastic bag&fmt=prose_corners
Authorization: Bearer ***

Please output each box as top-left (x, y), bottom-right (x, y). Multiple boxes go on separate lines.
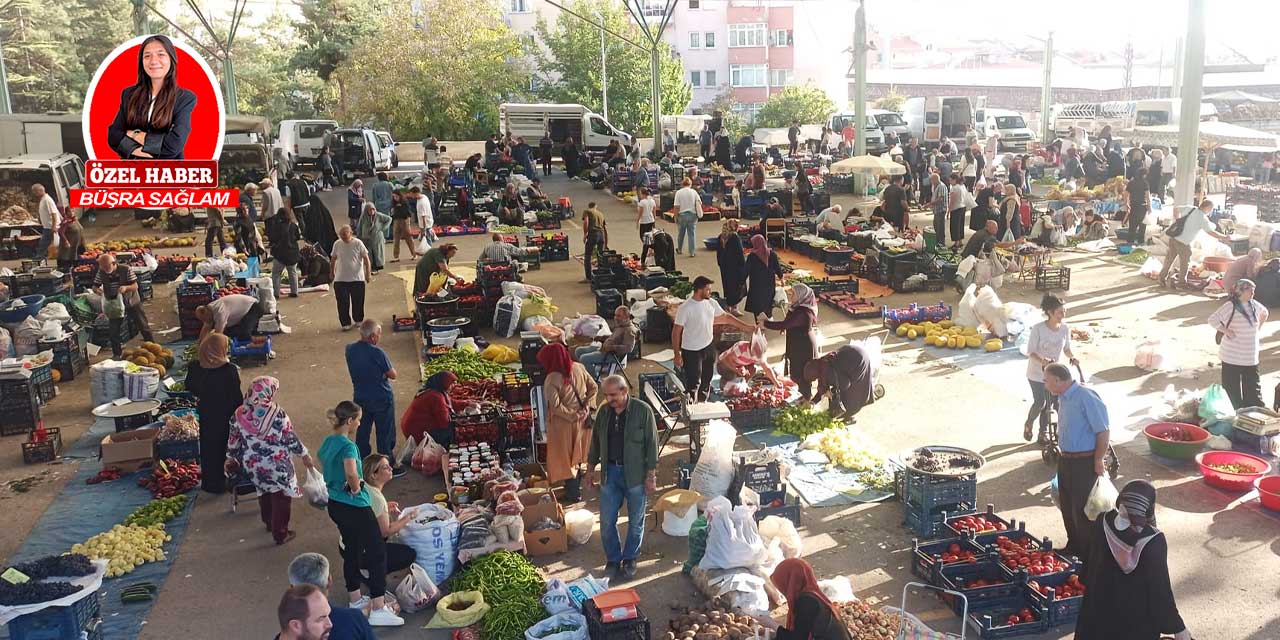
top-left (301, 467), bottom-right (328, 508)
top-left (525, 613), bottom-right (588, 640)
top-left (1084, 475), bottom-right (1118, 521)
top-left (1139, 256), bottom-right (1164, 278)
top-left (955, 284), bottom-right (979, 328)
top-left (564, 509), bottom-right (594, 545)
top-left (689, 420), bottom-right (737, 501)
top-left (1134, 339), bottom-right (1177, 372)
top-left (817, 576), bottom-right (856, 603)
top-left (416, 234), bottom-right (431, 255)
top-left (757, 515), bottom-right (802, 559)
top-left (397, 504), bottom-right (460, 586)
top-left (542, 580), bottom-right (575, 615)
top-left (394, 563), bottom-right (440, 613)
top-left (699, 497), bottom-right (768, 571)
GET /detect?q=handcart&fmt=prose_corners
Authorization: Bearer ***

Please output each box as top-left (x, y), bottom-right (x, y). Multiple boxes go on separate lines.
top-left (1040, 362), bottom-right (1119, 479)
top-left (890, 581), bottom-right (967, 639)
top-left (227, 467), bottom-right (258, 513)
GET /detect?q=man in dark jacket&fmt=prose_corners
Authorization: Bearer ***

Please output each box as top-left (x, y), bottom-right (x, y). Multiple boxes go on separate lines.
top-left (585, 375), bottom-right (658, 580)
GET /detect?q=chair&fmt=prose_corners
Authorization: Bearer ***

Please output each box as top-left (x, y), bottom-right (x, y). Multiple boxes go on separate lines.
top-left (599, 330), bottom-right (643, 385)
top-left (764, 218), bottom-right (787, 248)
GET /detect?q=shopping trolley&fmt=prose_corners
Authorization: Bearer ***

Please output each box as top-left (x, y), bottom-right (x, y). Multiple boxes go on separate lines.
top-left (889, 581), bottom-right (967, 640)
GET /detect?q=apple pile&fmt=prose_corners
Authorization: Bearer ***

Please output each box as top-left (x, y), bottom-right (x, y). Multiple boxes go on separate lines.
top-left (994, 535), bottom-right (1072, 576)
top-left (1029, 574), bottom-right (1086, 600)
top-left (949, 513), bottom-right (1007, 535)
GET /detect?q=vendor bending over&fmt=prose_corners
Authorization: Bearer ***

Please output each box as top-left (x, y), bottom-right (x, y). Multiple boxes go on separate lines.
top-left (400, 371), bottom-right (456, 446)
top-left (196, 293), bottom-right (266, 343)
top-left (757, 558), bottom-right (851, 640)
top-left (412, 243), bottom-right (460, 296)
top-left (803, 343), bottom-right (873, 422)
top-left (716, 335), bottom-right (779, 389)
top-left (574, 306), bottom-right (637, 380)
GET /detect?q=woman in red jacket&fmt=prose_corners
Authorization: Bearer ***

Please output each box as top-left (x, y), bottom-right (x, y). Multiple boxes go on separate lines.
top-left (400, 372), bottom-right (457, 445)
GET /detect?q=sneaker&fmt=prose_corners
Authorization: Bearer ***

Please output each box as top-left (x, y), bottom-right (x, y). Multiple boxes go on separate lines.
top-left (350, 595), bottom-right (370, 610)
top-left (604, 561), bottom-right (620, 578)
top-left (392, 465), bottom-right (408, 478)
top-left (620, 559), bottom-right (637, 579)
top-left (1023, 423), bottom-right (1033, 442)
top-left (342, 324), bottom-right (354, 331)
top-left (367, 606), bottom-right (405, 627)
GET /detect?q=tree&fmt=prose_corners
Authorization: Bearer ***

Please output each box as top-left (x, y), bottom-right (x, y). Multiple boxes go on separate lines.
top-left (1, 0), bottom-right (82, 112)
top-left (335, 0), bottom-right (529, 140)
top-left (533, 0), bottom-right (690, 136)
top-left (706, 87), bottom-right (745, 138)
top-left (291, 0), bottom-right (384, 116)
top-left (756, 84), bottom-right (835, 129)
top-left (69, 0), bottom-right (133, 94)
top-left (876, 91), bottom-right (906, 112)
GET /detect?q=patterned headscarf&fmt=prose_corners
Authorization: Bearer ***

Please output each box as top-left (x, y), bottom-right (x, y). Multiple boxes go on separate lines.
top-left (790, 283), bottom-right (817, 315)
top-left (234, 376), bottom-right (285, 437)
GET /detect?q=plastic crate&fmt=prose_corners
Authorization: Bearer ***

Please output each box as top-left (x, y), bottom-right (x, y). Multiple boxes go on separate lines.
top-left (939, 561), bottom-right (1025, 615)
top-left (904, 501), bottom-right (977, 538)
top-left (881, 301), bottom-right (953, 329)
top-left (595, 288), bottom-right (624, 318)
top-left (154, 437), bottom-right (201, 460)
top-left (229, 337), bottom-right (272, 363)
top-left (910, 534), bottom-right (990, 581)
top-left (1025, 571), bottom-right (1085, 627)
top-left (7, 590), bottom-right (100, 640)
top-left (501, 372), bottom-right (533, 404)
top-left (728, 407), bottom-right (777, 431)
top-left (1034, 266), bottom-right (1071, 291)
top-left (996, 550), bottom-right (1078, 584)
top-left (29, 361), bottom-right (56, 404)
top-left (22, 427), bottom-right (63, 464)
top-left (943, 504), bottom-right (1015, 542)
top-left (0, 378), bottom-right (41, 435)
top-left (753, 492), bottom-right (801, 528)
top-left (583, 600), bottom-right (650, 640)
top-left (966, 592), bottom-right (1049, 639)
top-left (899, 469), bottom-right (977, 512)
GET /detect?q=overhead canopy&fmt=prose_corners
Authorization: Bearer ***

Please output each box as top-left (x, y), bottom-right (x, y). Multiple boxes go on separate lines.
top-left (661, 114), bottom-right (710, 136)
top-left (1203, 90), bottom-right (1277, 104)
top-left (224, 115), bottom-right (271, 137)
top-left (830, 154), bottom-right (905, 175)
top-left (751, 125), bottom-right (823, 147)
top-left (1127, 121), bottom-right (1280, 152)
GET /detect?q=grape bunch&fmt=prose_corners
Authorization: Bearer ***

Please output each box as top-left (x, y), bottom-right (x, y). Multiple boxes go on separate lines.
top-left (0, 580), bottom-right (83, 605)
top-left (9, 553), bottom-right (95, 580)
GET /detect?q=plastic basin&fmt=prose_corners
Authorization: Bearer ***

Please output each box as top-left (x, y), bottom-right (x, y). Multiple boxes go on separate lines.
top-left (1256, 476), bottom-right (1280, 511)
top-left (1202, 256), bottom-right (1232, 273)
top-left (1195, 451), bottom-right (1272, 491)
top-left (1143, 422), bottom-right (1210, 460)
top-left (0, 294), bottom-right (46, 324)
top-left (1117, 244), bottom-right (1134, 255)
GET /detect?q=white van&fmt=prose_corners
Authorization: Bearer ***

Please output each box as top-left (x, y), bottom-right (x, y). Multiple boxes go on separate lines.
top-left (0, 153), bottom-right (86, 217)
top-left (1134, 99), bottom-right (1218, 128)
top-left (499, 103), bottom-right (631, 152)
top-left (327, 128), bottom-right (389, 177)
top-left (275, 119), bottom-right (339, 169)
top-left (0, 113), bottom-right (88, 160)
top-left (983, 109), bottom-right (1036, 151)
top-left (868, 109), bottom-right (911, 145)
top-left (903, 96), bottom-right (985, 148)
top-left (828, 112), bottom-right (886, 154)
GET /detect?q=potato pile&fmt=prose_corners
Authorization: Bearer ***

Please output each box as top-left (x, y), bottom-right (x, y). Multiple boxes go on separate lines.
top-left (664, 607), bottom-right (763, 640)
top-left (835, 600), bottom-right (901, 640)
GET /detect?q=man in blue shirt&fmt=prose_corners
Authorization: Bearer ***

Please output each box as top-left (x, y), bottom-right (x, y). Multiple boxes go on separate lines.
top-left (287, 553), bottom-right (375, 640)
top-left (1044, 363), bottom-right (1110, 561)
top-left (345, 319), bottom-right (403, 474)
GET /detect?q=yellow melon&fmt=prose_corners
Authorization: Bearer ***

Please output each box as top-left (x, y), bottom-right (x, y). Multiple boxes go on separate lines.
top-left (985, 339), bottom-right (1003, 352)
top-left (965, 336), bottom-right (981, 348)
top-left (896, 326), bottom-right (909, 337)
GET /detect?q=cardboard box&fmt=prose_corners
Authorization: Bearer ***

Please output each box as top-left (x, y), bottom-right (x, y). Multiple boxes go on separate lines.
top-left (522, 492), bottom-right (568, 556)
top-left (100, 427), bottom-right (158, 466)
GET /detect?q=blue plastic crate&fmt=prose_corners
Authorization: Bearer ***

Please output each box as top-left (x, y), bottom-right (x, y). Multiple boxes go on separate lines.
top-left (154, 437), bottom-right (201, 460)
top-left (230, 337), bottom-right (272, 363)
top-left (966, 591), bottom-right (1048, 639)
top-left (901, 470), bottom-right (977, 512)
top-left (943, 504), bottom-right (1015, 541)
top-left (904, 501), bottom-right (976, 538)
top-left (728, 407), bottom-right (777, 431)
top-left (7, 591), bottom-right (100, 640)
top-left (1025, 570), bottom-right (1085, 628)
top-left (910, 535), bottom-right (987, 582)
top-left (939, 561), bottom-right (1026, 615)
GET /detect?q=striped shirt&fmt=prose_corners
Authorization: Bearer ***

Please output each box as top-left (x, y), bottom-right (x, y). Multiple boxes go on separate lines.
top-left (1209, 299), bottom-right (1268, 366)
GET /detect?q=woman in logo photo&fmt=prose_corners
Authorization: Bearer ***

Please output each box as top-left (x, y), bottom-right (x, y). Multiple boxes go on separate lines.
top-left (106, 34), bottom-right (197, 159)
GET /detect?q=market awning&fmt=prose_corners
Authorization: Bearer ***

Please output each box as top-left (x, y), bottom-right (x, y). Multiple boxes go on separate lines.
top-left (1127, 121), bottom-right (1280, 151)
top-left (1204, 90), bottom-right (1277, 104)
top-left (829, 155), bottom-right (906, 175)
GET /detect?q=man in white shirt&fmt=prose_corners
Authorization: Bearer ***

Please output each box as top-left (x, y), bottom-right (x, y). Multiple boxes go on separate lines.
top-left (1161, 150), bottom-right (1177, 192)
top-left (672, 276), bottom-right (757, 402)
top-left (410, 186), bottom-right (434, 247)
top-left (259, 178), bottom-right (284, 220)
top-left (32, 183), bottom-right (60, 262)
top-left (1158, 199), bottom-right (1231, 289)
top-left (673, 178), bottom-right (702, 256)
top-left (815, 205), bottom-right (845, 239)
top-left (195, 293), bottom-right (265, 342)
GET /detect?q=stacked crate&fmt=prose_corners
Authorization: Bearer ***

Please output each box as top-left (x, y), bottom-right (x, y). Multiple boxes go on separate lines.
top-left (899, 467), bottom-right (977, 538)
top-left (0, 370), bottom-right (42, 436)
top-left (177, 278), bottom-right (215, 340)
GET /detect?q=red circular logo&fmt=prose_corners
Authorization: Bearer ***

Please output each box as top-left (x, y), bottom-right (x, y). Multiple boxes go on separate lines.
top-left (82, 35), bottom-right (225, 161)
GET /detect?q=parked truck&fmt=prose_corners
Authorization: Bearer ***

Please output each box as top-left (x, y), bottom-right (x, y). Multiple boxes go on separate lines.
top-left (499, 103), bottom-right (632, 152)
top-left (1049, 99), bottom-right (1217, 138)
top-left (903, 96), bottom-right (986, 148)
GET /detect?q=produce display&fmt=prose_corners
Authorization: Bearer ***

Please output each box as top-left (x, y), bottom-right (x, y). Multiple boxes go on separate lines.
top-left (494, 224), bottom-right (531, 234)
top-left (774, 405), bottom-right (842, 439)
top-left (668, 281), bottom-right (693, 299)
top-left (448, 550), bottom-right (545, 608)
top-left (421, 349), bottom-right (509, 382)
top-left (84, 236), bottom-right (196, 253)
top-left (481, 596), bottom-right (547, 640)
top-left (998, 608), bottom-right (1040, 627)
top-left (480, 344), bottom-right (520, 364)
top-left (7, 553), bottom-right (95, 580)
top-left (994, 536), bottom-right (1071, 576)
top-left (1206, 462), bottom-right (1253, 474)
top-left (448, 379), bottom-right (502, 411)
top-left (213, 283), bottom-right (250, 299)
top-left (895, 320), bottom-right (1000, 351)
top-left (157, 413), bottom-right (199, 443)
top-left (0, 580), bottom-right (83, 605)
top-left (1028, 574), bottom-right (1086, 600)
top-left (665, 606), bottom-right (765, 640)
top-left (123, 342), bottom-right (175, 378)
top-left (124, 496), bottom-right (189, 528)
top-left (0, 204), bottom-right (35, 225)
top-left (1151, 425), bottom-right (1201, 442)
top-left (138, 459), bottom-right (201, 498)
top-left (948, 513), bottom-right (1007, 535)
top-left (834, 600), bottom-right (902, 639)
top-left (447, 443), bottom-right (500, 491)
top-left (907, 448), bottom-right (981, 474)
top-left (87, 467), bottom-right (124, 485)
top-left (71, 524), bottom-right (169, 578)
top-left (725, 385), bottom-right (789, 411)
top-left (802, 426), bottom-right (886, 473)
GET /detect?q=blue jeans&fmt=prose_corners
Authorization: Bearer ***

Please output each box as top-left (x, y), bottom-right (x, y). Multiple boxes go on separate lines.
top-left (37, 228), bottom-right (54, 260)
top-left (355, 397), bottom-right (396, 459)
top-left (575, 346), bottom-right (610, 380)
top-left (677, 211), bottom-right (698, 254)
top-left (599, 464), bottom-right (646, 563)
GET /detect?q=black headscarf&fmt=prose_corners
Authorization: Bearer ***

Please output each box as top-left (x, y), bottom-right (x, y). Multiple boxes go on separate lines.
top-left (1103, 479), bottom-right (1161, 574)
top-left (301, 195), bottom-right (338, 250)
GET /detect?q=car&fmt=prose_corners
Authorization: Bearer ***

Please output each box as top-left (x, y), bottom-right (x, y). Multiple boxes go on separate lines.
top-left (376, 131), bottom-right (398, 169)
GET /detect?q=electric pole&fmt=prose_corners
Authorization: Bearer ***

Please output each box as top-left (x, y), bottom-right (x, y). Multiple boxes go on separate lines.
top-left (1174, 0), bottom-right (1205, 208)
top-left (1039, 32), bottom-right (1054, 145)
top-left (853, 0), bottom-right (866, 156)
top-left (600, 15), bottom-right (608, 121)
top-left (0, 28), bottom-right (11, 114)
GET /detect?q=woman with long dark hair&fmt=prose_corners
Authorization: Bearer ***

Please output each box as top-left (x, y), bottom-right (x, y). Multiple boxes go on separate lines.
top-left (106, 35), bottom-right (197, 160)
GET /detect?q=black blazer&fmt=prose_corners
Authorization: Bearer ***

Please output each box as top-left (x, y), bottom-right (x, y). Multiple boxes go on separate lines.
top-left (106, 87), bottom-right (197, 160)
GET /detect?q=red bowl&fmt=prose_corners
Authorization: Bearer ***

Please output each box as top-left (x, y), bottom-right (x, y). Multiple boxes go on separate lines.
top-left (1195, 451), bottom-right (1272, 491)
top-left (1256, 476), bottom-right (1280, 511)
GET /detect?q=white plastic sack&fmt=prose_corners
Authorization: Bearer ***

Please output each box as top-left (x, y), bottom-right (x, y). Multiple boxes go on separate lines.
top-left (1139, 256), bottom-right (1164, 278)
top-left (13, 317), bottom-right (42, 356)
top-left (955, 284), bottom-right (979, 328)
top-left (563, 508), bottom-right (594, 545)
top-left (757, 515), bottom-right (802, 559)
top-left (1134, 339), bottom-right (1177, 372)
top-left (973, 286), bottom-right (1008, 337)
top-left (955, 255), bottom-right (978, 279)
top-left (89, 359), bottom-right (127, 406)
top-left (689, 420), bottom-right (737, 501)
top-left (571, 314), bottom-right (610, 339)
top-left (630, 299), bottom-right (656, 327)
top-left (0, 327), bottom-right (12, 359)
top-left (35, 302), bottom-right (71, 325)
top-left (394, 562), bottom-right (440, 613)
top-left (817, 576), bottom-right (856, 603)
top-left (521, 315), bottom-right (551, 331)
top-left (249, 277), bottom-right (277, 315)
top-left (524, 613), bottom-right (588, 640)
top-left (1084, 475), bottom-right (1118, 521)
top-left (699, 497), bottom-right (768, 571)
top-left (123, 366), bottom-right (161, 400)
top-left (542, 580), bottom-right (575, 615)
top-left (301, 467), bottom-right (328, 508)
top-left (397, 504), bottom-right (460, 586)
top-left (501, 281), bottom-right (531, 298)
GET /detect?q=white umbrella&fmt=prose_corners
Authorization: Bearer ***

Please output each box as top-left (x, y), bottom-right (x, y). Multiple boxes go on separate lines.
top-left (829, 154), bottom-right (906, 175)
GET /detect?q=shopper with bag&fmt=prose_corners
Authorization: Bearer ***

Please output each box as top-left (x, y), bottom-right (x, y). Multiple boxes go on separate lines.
top-left (744, 235), bottom-right (784, 321)
top-left (1075, 480), bottom-right (1193, 640)
top-left (360, 454), bottom-right (419, 573)
top-left (93, 252), bottom-right (154, 359)
top-left (185, 333), bottom-right (243, 494)
top-left (585, 375), bottom-right (657, 580)
top-left (318, 401), bottom-right (403, 627)
top-left (400, 371), bottom-right (456, 447)
top-left (1042, 363), bottom-right (1110, 561)
top-left (225, 376), bottom-right (317, 546)
top-left (763, 283), bottom-right (819, 400)
top-left (1022, 294), bottom-right (1078, 443)
top-left (1208, 278), bottom-right (1269, 409)
top-left (287, 553), bottom-right (377, 640)
top-left (755, 558), bottom-right (851, 640)
top-left (1159, 199), bottom-right (1232, 289)
top-left (543, 342), bottom-right (599, 503)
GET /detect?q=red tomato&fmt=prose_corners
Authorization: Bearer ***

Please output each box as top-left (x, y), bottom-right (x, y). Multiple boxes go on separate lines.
top-left (1006, 615), bottom-right (1021, 626)
top-left (948, 543), bottom-right (961, 554)
top-left (1020, 612), bottom-right (1035, 623)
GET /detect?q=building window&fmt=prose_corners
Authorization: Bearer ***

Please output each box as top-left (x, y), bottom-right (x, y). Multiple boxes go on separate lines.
top-left (730, 64), bottom-right (766, 87)
top-left (731, 102), bottom-right (764, 124)
top-left (704, 32), bottom-right (715, 48)
top-left (690, 71), bottom-right (701, 87)
top-left (690, 32), bottom-right (701, 49)
top-left (530, 77), bottom-right (541, 91)
top-left (769, 68), bottom-right (793, 87)
top-left (705, 70), bottom-right (717, 86)
top-left (688, 0), bottom-right (699, 8)
top-left (771, 29), bottom-right (793, 47)
top-left (642, 1), bottom-right (665, 17)
top-left (729, 23), bottom-right (765, 48)
top-left (509, 0), bottom-right (528, 13)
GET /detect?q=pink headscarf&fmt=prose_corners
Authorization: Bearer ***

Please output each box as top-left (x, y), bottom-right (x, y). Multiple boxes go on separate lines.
top-left (750, 234), bottom-right (771, 263)
top-left (234, 376), bottom-right (287, 437)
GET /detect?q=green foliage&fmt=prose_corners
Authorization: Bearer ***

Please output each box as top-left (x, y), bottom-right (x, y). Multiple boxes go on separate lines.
top-left (706, 88), bottom-right (745, 139)
top-left (1, 0), bottom-right (83, 112)
top-left (533, 0), bottom-right (690, 137)
top-left (69, 0), bottom-right (133, 84)
top-left (335, 0), bottom-right (529, 140)
top-left (875, 92), bottom-right (907, 112)
top-left (756, 83), bottom-right (836, 129)
top-left (291, 0), bottom-right (383, 82)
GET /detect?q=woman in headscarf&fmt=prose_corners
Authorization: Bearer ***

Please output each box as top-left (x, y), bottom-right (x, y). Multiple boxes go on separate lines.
top-left (744, 234), bottom-right (783, 321)
top-left (716, 220), bottom-right (747, 316)
top-left (715, 334), bottom-right (778, 389)
top-left (540, 342), bottom-right (598, 503)
top-left (399, 371), bottom-right (457, 446)
top-left (756, 558), bottom-right (851, 640)
top-left (804, 343), bottom-right (873, 422)
top-left (301, 194), bottom-right (339, 250)
top-left (1208, 278), bottom-right (1269, 409)
top-left (1222, 247), bottom-right (1264, 293)
top-left (1075, 480), bottom-right (1192, 640)
top-left (354, 202), bottom-right (392, 273)
top-left (225, 376), bottom-right (317, 545)
top-left (764, 283), bottom-right (819, 400)
top-left (185, 333), bottom-right (243, 493)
